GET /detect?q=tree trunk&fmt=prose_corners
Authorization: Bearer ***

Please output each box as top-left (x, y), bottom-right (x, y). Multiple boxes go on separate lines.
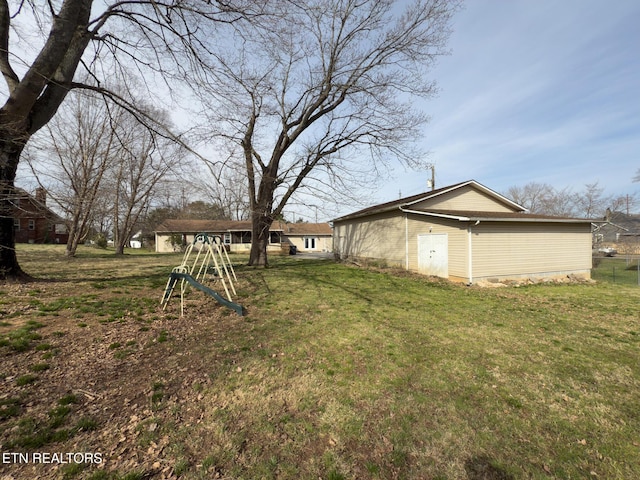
top-left (0, 210), bottom-right (23, 279)
top-left (248, 212), bottom-right (272, 266)
top-left (115, 227), bottom-right (126, 255)
top-left (65, 223), bottom-right (82, 257)
top-left (0, 137), bottom-right (30, 280)
top-left (247, 167), bottom-right (279, 267)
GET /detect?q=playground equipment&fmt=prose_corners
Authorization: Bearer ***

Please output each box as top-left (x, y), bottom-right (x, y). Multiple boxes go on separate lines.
top-left (161, 233), bottom-right (245, 316)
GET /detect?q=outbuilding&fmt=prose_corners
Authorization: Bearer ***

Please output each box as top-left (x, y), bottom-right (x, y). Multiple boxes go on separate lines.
top-left (332, 180), bottom-right (592, 283)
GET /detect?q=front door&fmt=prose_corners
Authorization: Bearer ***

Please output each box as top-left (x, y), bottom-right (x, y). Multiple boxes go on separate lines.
top-left (417, 234), bottom-right (448, 278)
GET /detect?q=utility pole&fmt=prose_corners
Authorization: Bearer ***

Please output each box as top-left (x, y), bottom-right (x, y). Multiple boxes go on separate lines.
top-left (627, 194), bottom-right (630, 216)
top-left (431, 165), bottom-right (435, 191)
top-left (426, 165), bottom-right (435, 191)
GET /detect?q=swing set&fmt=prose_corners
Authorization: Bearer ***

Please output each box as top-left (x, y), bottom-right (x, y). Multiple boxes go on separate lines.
top-left (160, 233), bottom-right (245, 316)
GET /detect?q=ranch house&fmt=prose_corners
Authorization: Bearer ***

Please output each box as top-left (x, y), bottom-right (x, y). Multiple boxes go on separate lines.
top-left (154, 219), bottom-right (332, 254)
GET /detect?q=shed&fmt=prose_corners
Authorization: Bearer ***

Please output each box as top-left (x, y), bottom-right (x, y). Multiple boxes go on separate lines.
top-left (332, 180), bottom-right (592, 283)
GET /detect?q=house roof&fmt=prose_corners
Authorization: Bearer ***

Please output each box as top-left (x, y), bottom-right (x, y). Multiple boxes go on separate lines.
top-left (332, 180), bottom-right (527, 222)
top-left (591, 221), bottom-right (629, 232)
top-left (333, 180), bottom-right (590, 224)
top-left (155, 219), bottom-right (255, 233)
top-left (593, 213), bottom-right (640, 233)
top-left (277, 222), bottom-right (332, 236)
top-left (155, 219), bottom-right (332, 235)
top-left (11, 187), bottom-right (65, 223)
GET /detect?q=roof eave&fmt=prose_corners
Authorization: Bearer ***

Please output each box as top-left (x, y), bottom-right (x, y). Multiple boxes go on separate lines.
top-left (332, 204), bottom-right (401, 223)
top-left (400, 208), bottom-right (592, 223)
top-left (399, 208), bottom-right (469, 221)
top-left (468, 217), bottom-right (592, 224)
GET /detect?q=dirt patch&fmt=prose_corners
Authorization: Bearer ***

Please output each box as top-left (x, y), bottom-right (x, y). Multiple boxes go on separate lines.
top-left (0, 280), bottom-right (239, 479)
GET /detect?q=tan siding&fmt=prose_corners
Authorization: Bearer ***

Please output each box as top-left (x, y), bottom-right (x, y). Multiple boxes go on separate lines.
top-left (156, 233), bottom-right (176, 253)
top-left (471, 222), bottom-right (592, 279)
top-left (410, 186), bottom-right (518, 212)
top-left (334, 211), bottom-right (406, 266)
top-left (286, 235), bottom-right (333, 252)
top-left (155, 233), bottom-right (283, 254)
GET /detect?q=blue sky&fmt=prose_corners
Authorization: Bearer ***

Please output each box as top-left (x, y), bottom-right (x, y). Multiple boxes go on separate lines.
top-left (12, 1), bottom-right (639, 222)
top-left (378, 0), bottom-right (640, 205)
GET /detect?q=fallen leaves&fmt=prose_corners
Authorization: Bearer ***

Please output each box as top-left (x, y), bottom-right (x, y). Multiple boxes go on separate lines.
top-left (0, 280), bottom-right (233, 479)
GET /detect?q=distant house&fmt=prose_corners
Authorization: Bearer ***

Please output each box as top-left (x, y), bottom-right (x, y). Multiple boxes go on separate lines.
top-left (11, 187), bottom-right (68, 245)
top-left (154, 219), bottom-right (332, 254)
top-left (591, 221), bottom-right (628, 245)
top-left (154, 219), bottom-right (259, 253)
top-left (592, 212), bottom-right (640, 254)
top-left (279, 222), bottom-right (333, 253)
top-left (333, 180), bottom-right (592, 283)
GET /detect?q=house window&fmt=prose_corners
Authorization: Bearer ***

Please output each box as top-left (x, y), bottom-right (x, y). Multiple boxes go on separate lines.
top-left (304, 237), bottom-right (316, 249)
top-left (223, 232), bottom-right (231, 245)
top-left (14, 218), bottom-right (20, 230)
top-left (269, 231), bottom-right (281, 244)
top-left (28, 219), bottom-right (35, 230)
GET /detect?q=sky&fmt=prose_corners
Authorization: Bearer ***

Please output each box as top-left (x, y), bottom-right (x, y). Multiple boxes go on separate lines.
top-left (10, 1), bottom-right (640, 223)
top-left (372, 0), bottom-right (640, 209)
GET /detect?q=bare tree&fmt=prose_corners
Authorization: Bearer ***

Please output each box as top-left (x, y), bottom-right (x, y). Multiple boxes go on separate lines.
top-left (27, 91), bottom-right (123, 256)
top-left (574, 182), bottom-right (607, 218)
top-left (195, 0), bottom-right (459, 266)
top-left (542, 186), bottom-right (578, 217)
top-left (608, 193), bottom-right (638, 217)
top-left (506, 181), bottom-right (626, 219)
top-left (200, 162), bottom-right (251, 221)
top-left (506, 183), bottom-right (556, 214)
top-left (0, 0), bottom-right (254, 279)
top-left (110, 107), bottom-right (185, 255)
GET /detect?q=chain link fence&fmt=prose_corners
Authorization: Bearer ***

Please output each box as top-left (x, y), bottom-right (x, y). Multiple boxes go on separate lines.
top-left (592, 255), bottom-right (640, 286)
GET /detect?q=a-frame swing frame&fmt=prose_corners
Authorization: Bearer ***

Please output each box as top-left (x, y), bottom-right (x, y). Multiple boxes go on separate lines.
top-left (161, 233), bottom-right (244, 316)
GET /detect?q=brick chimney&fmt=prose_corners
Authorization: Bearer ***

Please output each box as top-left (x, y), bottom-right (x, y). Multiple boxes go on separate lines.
top-left (35, 187), bottom-right (47, 205)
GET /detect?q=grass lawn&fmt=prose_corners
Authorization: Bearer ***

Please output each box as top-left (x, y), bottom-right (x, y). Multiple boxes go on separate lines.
top-left (1, 245), bottom-right (639, 479)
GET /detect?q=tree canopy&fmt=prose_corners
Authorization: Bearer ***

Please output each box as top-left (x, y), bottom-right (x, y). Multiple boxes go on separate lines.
top-left (0, 0), bottom-right (256, 278)
top-left (194, 0), bottom-right (460, 265)
top-left (1, 0), bottom-right (459, 277)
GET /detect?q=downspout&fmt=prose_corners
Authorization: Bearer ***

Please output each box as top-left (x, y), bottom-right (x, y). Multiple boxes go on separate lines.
top-left (467, 226), bottom-right (473, 284)
top-left (468, 220), bottom-right (480, 284)
top-left (404, 212), bottom-right (409, 270)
